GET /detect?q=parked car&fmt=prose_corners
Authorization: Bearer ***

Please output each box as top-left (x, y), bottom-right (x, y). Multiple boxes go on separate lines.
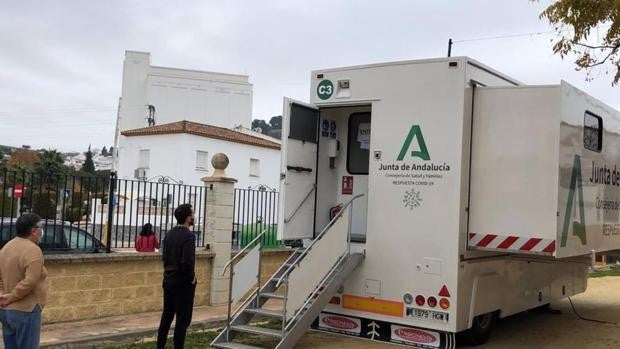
top-left (0, 219), bottom-right (106, 253)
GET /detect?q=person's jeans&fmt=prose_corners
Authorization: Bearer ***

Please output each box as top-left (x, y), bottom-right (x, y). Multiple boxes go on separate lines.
top-left (156, 281), bottom-right (196, 349)
top-left (0, 305), bottom-right (42, 349)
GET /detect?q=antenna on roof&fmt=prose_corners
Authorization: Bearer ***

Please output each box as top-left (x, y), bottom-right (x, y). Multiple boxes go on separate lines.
top-left (146, 104), bottom-right (156, 126)
top-left (447, 38), bottom-right (453, 57)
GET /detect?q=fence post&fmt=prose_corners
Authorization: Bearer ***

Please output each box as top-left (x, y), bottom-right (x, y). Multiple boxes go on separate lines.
top-left (202, 153), bottom-right (237, 306)
top-left (105, 172), bottom-right (117, 253)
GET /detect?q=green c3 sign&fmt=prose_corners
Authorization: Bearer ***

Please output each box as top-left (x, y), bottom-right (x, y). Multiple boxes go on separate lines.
top-left (317, 80), bottom-right (333, 100)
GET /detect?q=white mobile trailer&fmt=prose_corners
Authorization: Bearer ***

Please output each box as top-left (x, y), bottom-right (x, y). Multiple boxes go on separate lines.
top-left (213, 57), bottom-right (620, 349)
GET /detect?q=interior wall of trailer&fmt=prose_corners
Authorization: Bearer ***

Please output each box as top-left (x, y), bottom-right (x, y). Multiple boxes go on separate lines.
top-left (315, 105), bottom-right (371, 240)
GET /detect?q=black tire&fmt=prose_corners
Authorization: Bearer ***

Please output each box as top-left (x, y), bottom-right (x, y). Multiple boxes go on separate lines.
top-left (460, 311), bottom-right (497, 346)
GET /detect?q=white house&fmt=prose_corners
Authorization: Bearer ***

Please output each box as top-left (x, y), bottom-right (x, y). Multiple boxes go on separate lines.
top-left (118, 120), bottom-right (280, 189)
top-left (113, 51), bottom-right (280, 189)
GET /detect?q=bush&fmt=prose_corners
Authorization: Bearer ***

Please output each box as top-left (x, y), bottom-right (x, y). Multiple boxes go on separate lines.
top-left (31, 192), bottom-right (57, 219)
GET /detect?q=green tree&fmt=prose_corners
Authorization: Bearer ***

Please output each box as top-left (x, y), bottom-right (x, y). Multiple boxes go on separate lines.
top-left (537, 0), bottom-right (620, 84)
top-left (269, 115), bottom-right (282, 129)
top-left (101, 146), bottom-right (108, 156)
top-left (34, 149), bottom-right (65, 180)
top-left (251, 119), bottom-right (271, 134)
top-left (0, 150), bottom-right (7, 172)
top-left (82, 146), bottom-right (96, 174)
top-left (30, 149), bottom-right (65, 219)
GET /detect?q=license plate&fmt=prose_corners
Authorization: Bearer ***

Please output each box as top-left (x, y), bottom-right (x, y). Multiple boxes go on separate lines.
top-left (410, 308), bottom-right (449, 322)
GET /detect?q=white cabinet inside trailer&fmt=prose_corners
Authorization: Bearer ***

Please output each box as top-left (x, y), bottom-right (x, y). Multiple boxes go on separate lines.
top-left (469, 82), bottom-right (620, 258)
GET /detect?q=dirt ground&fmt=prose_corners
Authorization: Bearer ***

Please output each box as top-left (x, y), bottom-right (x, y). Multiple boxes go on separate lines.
top-left (294, 277), bottom-right (620, 348)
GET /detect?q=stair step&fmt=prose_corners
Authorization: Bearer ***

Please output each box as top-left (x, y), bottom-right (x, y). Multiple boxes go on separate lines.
top-left (260, 292), bottom-right (284, 299)
top-left (231, 324), bottom-right (283, 338)
top-left (268, 277), bottom-right (287, 284)
top-left (274, 264), bottom-right (294, 274)
top-left (244, 308), bottom-right (284, 317)
top-left (213, 342), bottom-right (265, 349)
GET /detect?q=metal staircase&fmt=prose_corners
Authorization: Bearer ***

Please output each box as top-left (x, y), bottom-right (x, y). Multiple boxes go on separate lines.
top-left (212, 195), bottom-right (365, 349)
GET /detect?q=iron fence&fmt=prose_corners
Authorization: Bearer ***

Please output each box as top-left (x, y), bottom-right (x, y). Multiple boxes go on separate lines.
top-left (103, 174), bottom-right (208, 251)
top-left (0, 169), bottom-right (207, 253)
top-left (232, 186), bottom-right (281, 249)
top-left (0, 168), bottom-right (282, 253)
top-left (0, 169), bottom-right (110, 253)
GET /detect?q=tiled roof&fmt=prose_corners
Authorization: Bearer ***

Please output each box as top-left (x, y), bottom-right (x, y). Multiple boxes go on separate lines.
top-left (121, 120), bottom-right (280, 150)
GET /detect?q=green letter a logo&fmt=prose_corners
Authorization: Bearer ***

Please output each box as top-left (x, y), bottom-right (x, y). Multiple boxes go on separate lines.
top-left (560, 155), bottom-right (587, 247)
top-left (397, 125), bottom-right (430, 161)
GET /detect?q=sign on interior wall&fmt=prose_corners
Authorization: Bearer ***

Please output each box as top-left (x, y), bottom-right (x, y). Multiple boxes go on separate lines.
top-left (342, 176), bottom-right (354, 195)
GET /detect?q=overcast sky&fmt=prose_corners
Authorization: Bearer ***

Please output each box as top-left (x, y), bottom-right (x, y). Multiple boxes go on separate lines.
top-left (0, 0), bottom-right (618, 152)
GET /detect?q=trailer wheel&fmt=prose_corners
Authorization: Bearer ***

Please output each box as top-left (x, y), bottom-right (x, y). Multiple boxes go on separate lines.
top-left (461, 311), bottom-right (497, 345)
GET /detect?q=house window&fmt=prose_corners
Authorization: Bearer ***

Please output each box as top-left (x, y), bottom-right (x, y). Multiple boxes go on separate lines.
top-left (584, 111), bottom-right (603, 152)
top-left (138, 149), bottom-right (150, 168)
top-left (196, 151), bottom-right (209, 171)
top-left (250, 158), bottom-right (260, 177)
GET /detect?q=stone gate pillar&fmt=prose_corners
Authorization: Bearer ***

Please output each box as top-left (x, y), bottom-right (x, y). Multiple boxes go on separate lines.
top-left (202, 153), bottom-right (237, 305)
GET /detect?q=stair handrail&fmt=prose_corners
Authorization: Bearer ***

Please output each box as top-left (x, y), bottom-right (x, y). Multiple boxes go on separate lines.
top-left (223, 229), bottom-right (267, 342)
top-left (276, 193), bottom-right (364, 289)
top-left (222, 229), bottom-right (267, 275)
top-left (284, 184), bottom-right (316, 223)
top-left (280, 194), bottom-right (365, 333)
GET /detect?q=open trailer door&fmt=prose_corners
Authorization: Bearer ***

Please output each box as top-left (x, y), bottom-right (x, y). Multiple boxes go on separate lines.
top-left (277, 98), bottom-right (320, 241)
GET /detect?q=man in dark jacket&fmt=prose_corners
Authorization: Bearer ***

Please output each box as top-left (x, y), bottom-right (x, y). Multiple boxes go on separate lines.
top-left (156, 204), bottom-right (197, 349)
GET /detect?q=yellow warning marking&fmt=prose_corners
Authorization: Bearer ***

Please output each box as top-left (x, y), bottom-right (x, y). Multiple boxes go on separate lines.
top-left (342, 295), bottom-right (404, 317)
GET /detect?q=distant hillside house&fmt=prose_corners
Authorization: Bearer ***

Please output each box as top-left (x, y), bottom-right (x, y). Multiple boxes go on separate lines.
top-left (113, 51), bottom-right (280, 189)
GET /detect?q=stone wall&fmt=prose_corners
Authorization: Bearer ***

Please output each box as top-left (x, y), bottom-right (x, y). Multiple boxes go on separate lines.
top-left (252, 249), bottom-right (292, 287)
top-left (43, 252), bottom-right (213, 324)
top-left (42, 249), bottom-right (291, 324)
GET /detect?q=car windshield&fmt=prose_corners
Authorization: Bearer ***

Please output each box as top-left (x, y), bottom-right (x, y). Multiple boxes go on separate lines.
top-left (0, 222), bottom-right (100, 252)
top-left (0, 223), bottom-right (14, 247)
top-left (62, 226), bottom-right (96, 249)
top-left (39, 225), bottom-right (66, 249)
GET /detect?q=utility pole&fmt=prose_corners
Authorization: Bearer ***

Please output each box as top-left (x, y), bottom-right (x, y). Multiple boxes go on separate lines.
top-left (448, 38), bottom-right (453, 57)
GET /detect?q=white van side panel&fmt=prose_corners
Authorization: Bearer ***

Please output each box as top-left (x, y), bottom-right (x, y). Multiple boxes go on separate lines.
top-left (459, 64), bottom-right (521, 258)
top-left (468, 86), bottom-right (561, 254)
top-left (557, 82), bottom-right (620, 257)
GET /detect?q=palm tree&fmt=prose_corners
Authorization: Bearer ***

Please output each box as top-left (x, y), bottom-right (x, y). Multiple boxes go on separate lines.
top-left (34, 149), bottom-right (65, 183)
top-left (30, 149), bottom-right (66, 219)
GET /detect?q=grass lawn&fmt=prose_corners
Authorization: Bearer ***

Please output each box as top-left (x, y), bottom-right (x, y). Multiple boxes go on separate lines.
top-left (104, 322), bottom-right (282, 349)
top-left (589, 266), bottom-right (620, 278)
top-left (102, 330), bottom-right (218, 349)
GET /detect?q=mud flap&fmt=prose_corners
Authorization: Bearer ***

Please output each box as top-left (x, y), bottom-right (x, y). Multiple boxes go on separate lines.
top-left (311, 311), bottom-right (456, 349)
